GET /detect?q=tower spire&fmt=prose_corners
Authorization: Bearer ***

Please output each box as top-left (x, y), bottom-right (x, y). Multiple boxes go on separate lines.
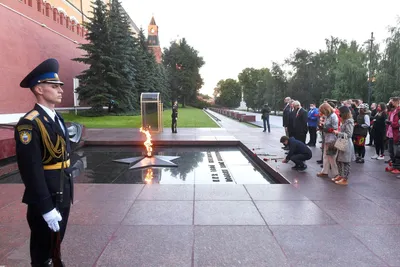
top-left (150, 16), bottom-right (156, 25)
top-left (147, 16), bottom-right (162, 63)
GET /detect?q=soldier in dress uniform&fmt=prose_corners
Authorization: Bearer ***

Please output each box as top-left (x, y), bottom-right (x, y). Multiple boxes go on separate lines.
top-left (15, 58), bottom-right (73, 267)
top-left (171, 100), bottom-right (178, 133)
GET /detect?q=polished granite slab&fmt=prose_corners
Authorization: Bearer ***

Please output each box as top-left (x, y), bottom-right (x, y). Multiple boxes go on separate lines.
top-left (1, 146), bottom-right (276, 185)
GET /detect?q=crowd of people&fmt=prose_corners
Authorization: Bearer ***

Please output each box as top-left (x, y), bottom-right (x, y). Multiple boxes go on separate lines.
top-left (279, 96), bottom-right (400, 185)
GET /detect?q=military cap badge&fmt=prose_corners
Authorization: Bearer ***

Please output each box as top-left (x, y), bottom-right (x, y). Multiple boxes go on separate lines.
top-left (19, 58), bottom-right (64, 88)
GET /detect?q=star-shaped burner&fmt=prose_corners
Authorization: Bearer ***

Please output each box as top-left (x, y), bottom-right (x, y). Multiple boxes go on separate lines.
top-left (116, 127), bottom-right (179, 170)
top-left (114, 155), bottom-right (180, 170)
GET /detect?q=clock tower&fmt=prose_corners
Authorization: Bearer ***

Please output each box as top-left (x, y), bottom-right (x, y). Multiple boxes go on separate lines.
top-left (147, 16), bottom-right (162, 64)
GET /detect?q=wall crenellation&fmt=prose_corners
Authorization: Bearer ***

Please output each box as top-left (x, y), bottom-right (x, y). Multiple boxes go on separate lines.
top-left (19, 0), bottom-right (87, 38)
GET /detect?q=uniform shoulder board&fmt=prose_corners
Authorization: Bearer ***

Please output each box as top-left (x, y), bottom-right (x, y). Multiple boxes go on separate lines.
top-left (24, 110), bottom-right (39, 121)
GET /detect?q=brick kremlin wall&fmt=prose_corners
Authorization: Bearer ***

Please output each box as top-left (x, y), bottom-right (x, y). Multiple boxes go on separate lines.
top-left (0, 0), bottom-right (88, 114)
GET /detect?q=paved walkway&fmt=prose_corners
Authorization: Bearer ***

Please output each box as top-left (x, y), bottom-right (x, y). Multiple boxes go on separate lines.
top-left (1, 109), bottom-right (400, 267)
top-left (228, 109), bottom-right (282, 128)
top-left (230, 109), bottom-right (283, 129)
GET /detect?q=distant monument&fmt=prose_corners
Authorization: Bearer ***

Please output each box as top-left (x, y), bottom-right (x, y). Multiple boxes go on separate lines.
top-left (238, 91), bottom-right (247, 110)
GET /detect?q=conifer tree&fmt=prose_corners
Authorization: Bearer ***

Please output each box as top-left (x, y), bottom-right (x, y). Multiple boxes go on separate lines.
top-left (73, 0), bottom-right (113, 114)
top-left (107, 0), bottom-right (138, 112)
top-left (135, 28), bottom-right (171, 105)
top-left (156, 63), bottom-right (171, 107)
top-left (133, 29), bottom-right (152, 96)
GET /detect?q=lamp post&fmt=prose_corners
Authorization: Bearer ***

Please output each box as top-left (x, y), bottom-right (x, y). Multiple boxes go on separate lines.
top-left (306, 61), bottom-right (313, 108)
top-left (368, 32), bottom-right (374, 106)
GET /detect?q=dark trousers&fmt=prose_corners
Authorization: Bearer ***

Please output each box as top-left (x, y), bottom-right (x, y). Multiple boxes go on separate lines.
top-left (354, 145), bottom-right (366, 158)
top-left (288, 127), bottom-right (295, 138)
top-left (290, 152), bottom-right (312, 167)
top-left (374, 131), bottom-right (385, 155)
top-left (320, 133), bottom-right (324, 162)
top-left (295, 133), bottom-right (306, 144)
top-left (388, 138), bottom-right (397, 161)
top-left (171, 118), bottom-right (177, 133)
top-left (27, 204), bottom-right (70, 265)
top-left (368, 127), bottom-right (374, 145)
top-left (263, 115), bottom-right (270, 132)
top-left (308, 126), bottom-right (317, 145)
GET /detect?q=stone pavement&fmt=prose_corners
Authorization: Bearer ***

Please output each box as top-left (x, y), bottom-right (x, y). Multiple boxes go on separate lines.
top-left (231, 109), bottom-right (285, 129)
top-left (1, 110), bottom-right (400, 266)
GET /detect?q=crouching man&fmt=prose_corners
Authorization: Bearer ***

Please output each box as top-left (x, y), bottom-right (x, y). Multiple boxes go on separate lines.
top-left (280, 136), bottom-right (312, 171)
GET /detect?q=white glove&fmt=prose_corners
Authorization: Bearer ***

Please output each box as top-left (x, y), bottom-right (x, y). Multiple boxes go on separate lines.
top-left (42, 208), bottom-right (62, 232)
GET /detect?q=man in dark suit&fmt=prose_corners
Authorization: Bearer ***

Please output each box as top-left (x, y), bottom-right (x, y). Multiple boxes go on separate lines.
top-left (282, 97), bottom-right (291, 136)
top-left (280, 136), bottom-right (312, 171)
top-left (15, 58), bottom-right (73, 266)
top-left (287, 101), bottom-right (296, 138)
top-left (293, 101), bottom-right (308, 143)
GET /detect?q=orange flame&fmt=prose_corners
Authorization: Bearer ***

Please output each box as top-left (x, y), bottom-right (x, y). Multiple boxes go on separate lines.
top-left (144, 168), bottom-right (153, 184)
top-left (140, 127), bottom-right (153, 157)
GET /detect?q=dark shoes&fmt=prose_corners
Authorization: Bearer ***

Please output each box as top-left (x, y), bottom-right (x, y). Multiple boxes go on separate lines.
top-left (31, 259), bottom-right (66, 267)
top-left (297, 165), bottom-right (307, 171)
top-left (355, 157), bottom-right (365, 163)
top-left (292, 164), bottom-right (307, 171)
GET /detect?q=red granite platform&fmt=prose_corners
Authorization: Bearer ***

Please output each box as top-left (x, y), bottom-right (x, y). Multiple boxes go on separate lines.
top-left (0, 128), bottom-right (15, 161)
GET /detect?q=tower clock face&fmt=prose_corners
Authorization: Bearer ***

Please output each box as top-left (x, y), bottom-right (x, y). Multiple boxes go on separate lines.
top-left (150, 28), bottom-right (155, 33)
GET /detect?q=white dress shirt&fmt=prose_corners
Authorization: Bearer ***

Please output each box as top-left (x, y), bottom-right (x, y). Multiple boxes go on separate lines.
top-left (37, 103), bottom-right (66, 134)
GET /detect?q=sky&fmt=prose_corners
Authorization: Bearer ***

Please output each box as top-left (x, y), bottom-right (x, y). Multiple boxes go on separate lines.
top-left (121, 0), bottom-right (400, 97)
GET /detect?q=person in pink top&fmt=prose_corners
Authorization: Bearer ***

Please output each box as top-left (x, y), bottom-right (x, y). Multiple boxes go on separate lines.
top-left (385, 97), bottom-right (400, 173)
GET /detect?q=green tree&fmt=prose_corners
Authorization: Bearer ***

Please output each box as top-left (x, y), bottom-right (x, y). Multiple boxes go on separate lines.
top-left (375, 20), bottom-right (400, 101)
top-left (134, 28), bottom-right (170, 106)
top-left (331, 41), bottom-right (368, 101)
top-left (132, 29), bottom-right (151, 98)
top-left (163, 38), bottom-right (205, 106)
top-left (214, 79), bottom-right (241, 107)
top-left (270, 62), bottom-right (288, 113)
top-left (285, 49), bottom-right (316, 106)
top-left (238, 68), bottom-right (260, 111)
top-left (254, 68), bottom-right (273, 111)
top-left (73, 0), bottom-right (113, 113)
top-left (107, 0), bottom-right (138, 112)
top-left (155, 63), bottom-right (171, 107)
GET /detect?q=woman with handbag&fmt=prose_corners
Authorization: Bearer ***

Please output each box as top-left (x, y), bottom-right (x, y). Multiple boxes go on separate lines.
top-left (332, 106), bottom-right (355, 185)
top-left (317, 103), bottom-right (339, 178)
